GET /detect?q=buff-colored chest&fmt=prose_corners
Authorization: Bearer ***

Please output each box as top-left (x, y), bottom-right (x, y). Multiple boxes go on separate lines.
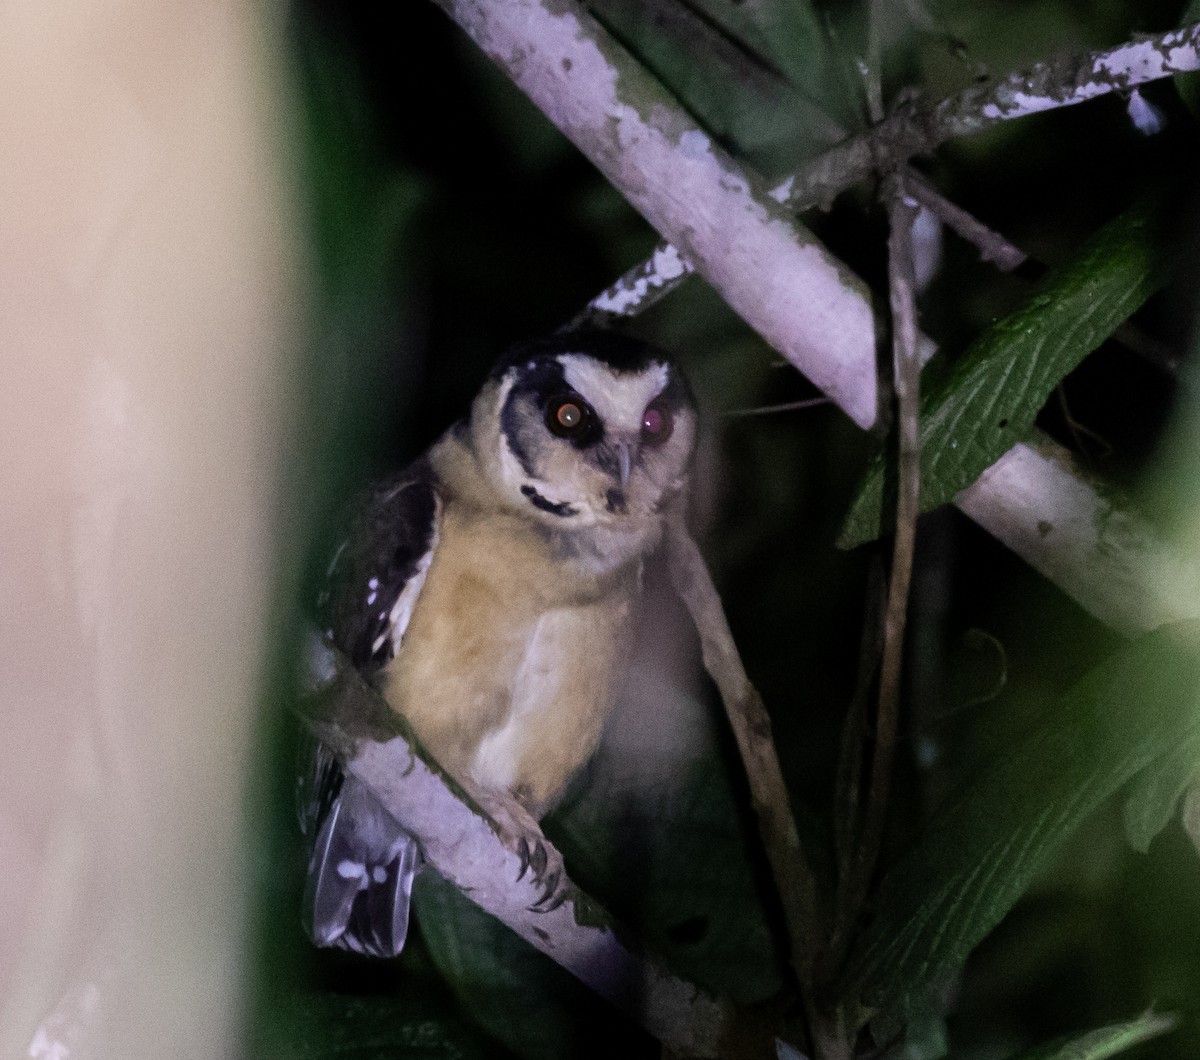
top-left (380, 500), bottom-right (640, 813)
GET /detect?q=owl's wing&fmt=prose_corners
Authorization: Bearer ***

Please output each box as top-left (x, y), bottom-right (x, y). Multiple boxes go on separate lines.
top-left (299, 462), bottom-right (441, 958)
top-left (317, 463), bottom-right (441, 674)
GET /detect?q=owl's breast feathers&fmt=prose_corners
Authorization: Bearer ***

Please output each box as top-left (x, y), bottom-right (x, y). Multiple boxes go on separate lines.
top-left (383, 431), bottom-right (646, 812)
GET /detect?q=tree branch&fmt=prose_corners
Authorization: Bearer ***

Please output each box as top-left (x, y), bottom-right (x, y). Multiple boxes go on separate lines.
top-left (902, 169), bottom-right (1028, 272)
top-left (785, 20), bottom-right (1200, 214)
top-left (295, 629), bottom-right (728, 1059)
top-left (955, 435), bottom-right (1200, 637)
top-left (579, 20), bottom-right (1200, 318)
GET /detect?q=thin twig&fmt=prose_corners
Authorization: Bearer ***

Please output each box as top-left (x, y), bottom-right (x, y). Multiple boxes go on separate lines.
top-left (725, 397), bottom-right (831, 418)
top-left (790, 20), bottom-right (1200, 214)
top-left (664, 517), bottom-right (823, 988)
top-left (1055, 384), bottom-right (1114, 462)
top-left (831, 560), bottom-right (887, 910)
top-left (296, 628), bottom-right (727, 1058)
top-left (829, 178), bottom-right (923, 964)
top-left (903, 169), bottom-right (1027, 272)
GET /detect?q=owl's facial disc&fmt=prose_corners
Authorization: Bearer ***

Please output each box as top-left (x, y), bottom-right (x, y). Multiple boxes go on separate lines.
top-left (494, 347), bottom-right (695, 527)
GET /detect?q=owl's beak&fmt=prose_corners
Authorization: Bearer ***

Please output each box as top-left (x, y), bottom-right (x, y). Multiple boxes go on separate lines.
top-left (615, 440), bottom-right (633, 487)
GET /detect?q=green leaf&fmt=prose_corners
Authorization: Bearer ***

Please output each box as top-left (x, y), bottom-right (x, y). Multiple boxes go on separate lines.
top-left (838, 197), bottom-right (1173, 550)
top-left (842, 622), bottom-right (1200, 1028)
top-left (589, 0), bottom-right (846, 173)
top-left (1123, 736), bottom-right (1200, 853)
top-left (1003, 1010), bottom-right (1177, 1060)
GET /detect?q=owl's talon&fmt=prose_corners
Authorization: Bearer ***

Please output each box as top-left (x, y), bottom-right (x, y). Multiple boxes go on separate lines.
top-left (474, 789), bottom-right (568, 911)
top-left (526, 838), bottom-right (548, 879)
top-left (514, 836), bottom-right (532, 882)
top-left (528, 868), bottom-right (567, 913)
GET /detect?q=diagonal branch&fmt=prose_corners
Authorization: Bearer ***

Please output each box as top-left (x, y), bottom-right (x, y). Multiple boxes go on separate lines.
top-left (295, 628), bottom-right (728, 1059)
top-left (579, 19), bottom-right (1200, 320)
top-left (790, 20), bottom-right (1200, 215)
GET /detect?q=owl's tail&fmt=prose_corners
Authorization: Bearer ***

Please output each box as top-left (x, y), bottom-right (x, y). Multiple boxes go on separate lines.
top-left (301, 761), bottom-right (420, 958)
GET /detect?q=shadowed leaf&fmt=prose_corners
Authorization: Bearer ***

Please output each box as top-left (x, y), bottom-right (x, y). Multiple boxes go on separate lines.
top-left (839, 196), bottom-right (1173, 550)
top-left (1004, 1010), bottom-right (1177, 1060)
top-left (842, 622), bottom-right (1200, 1028)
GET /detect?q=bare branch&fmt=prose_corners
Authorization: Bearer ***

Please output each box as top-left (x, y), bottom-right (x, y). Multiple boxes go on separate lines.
top-left (724, 397), bottom-right (831, 418)
top-left (571, 242), bottom-right (695, 328)
top-left (955, 435), bottom-right (1200, 637)
top-left (937, 23), bottom-right (1200, 132)
top-left (785, 20), bottom-right (1200, 214)
top-left (296, 629), bottom-right (727, 1059)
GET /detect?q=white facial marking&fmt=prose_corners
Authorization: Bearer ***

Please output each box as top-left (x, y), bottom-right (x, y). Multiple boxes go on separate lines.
top-left (559, 354), bottom-right (668, 433)
top-left (494, 374), bottom-right (527, 491)
top-left (495, 370), bottom-right (581, 512)
top-left (337, 859), bottom-right (365, 880)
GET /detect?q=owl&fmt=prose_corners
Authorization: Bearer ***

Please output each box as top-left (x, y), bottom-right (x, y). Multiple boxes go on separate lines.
top-left (300, 330), bottom-right (697, 956)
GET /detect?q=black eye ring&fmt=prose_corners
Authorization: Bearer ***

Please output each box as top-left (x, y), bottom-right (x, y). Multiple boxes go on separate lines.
top-left (546, 395), bottom-right (594, 439)
top-left (641, 401), bottom-right (674, 446)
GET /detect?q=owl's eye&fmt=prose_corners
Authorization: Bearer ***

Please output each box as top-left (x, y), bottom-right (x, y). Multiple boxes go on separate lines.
top-left (641, 402), bottom-right (674, 446)
top-left (547, 396), bottom-right (595, 438)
